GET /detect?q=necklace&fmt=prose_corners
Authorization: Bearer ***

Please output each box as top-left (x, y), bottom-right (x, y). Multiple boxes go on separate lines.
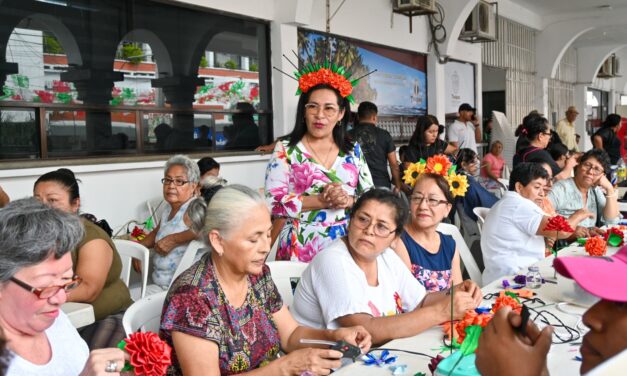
top-left (304, 136), bottom-right (335, 169)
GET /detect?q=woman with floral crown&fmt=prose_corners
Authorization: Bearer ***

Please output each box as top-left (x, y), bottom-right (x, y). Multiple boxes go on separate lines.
top-left (264, 62), bottom-right (373, 262)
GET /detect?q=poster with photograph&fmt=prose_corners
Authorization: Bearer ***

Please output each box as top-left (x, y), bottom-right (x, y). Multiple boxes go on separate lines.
top-left (444, 60), bottom-right (475, 114)
top-left (298, 30), bottom-right (427, 116)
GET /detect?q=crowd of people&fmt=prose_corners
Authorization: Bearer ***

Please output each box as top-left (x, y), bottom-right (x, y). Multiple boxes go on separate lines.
top-left (1, 61), bottom-right (627, 376)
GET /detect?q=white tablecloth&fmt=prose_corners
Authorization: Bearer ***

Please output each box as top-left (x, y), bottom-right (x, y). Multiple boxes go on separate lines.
top-left (334, 245), bottom-right (617, 375)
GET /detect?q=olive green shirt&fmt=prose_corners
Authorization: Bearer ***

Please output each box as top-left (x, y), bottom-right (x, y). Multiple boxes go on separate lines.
top-left (72, 219), bottom-right (133, 320)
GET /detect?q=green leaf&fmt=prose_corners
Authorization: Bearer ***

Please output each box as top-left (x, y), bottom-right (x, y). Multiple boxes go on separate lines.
top-left (505, 291), bottom-right (521, 303)
top-left (460, 325), bottom-right (482, 355)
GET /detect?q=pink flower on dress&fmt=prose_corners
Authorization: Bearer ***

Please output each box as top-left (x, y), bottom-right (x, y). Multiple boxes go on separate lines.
top-left (268, 186), bottom-right (298, 217)
top-left (299, 235), bottom-right (324, 263)
top-left (342, 162), bottom-right (359, 187)
top-left (291, 162), bottom-right (329, 194)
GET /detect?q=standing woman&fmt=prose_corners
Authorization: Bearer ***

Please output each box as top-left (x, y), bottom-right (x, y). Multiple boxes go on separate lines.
top-left (405, 115), bottom-right (457, 164)
top-left (592, 114), bottom-right (622, 165)
top-left (265, 67), bottom-right (373, 262)
top-left (33, 169), bottom-right (132, 349)
top-left (513, 114), bottom-right (576, 181)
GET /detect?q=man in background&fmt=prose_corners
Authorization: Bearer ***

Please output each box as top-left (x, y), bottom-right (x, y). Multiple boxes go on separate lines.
top-left (449, 103), bottom-right (481, 153)
top-left (349, 101), bottom-right (402, 191)
top-left (556, 106), bottom-right (579, 152)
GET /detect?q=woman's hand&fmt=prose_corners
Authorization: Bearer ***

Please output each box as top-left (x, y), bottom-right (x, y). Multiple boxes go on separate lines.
top-left (278, 348), bottom-right (342, 376)
top-left (154, 234), bottom-right (179, 255)
top-left (476, 307), bottom-right (552, 376)
top-left (596, 174), bottom-right (614, 193)
top-left (79, 348), bottom-right (128, 376)
top-left (453, 280), bottom-right (483, 306)
top-left (564, 154), bottom-right (578, 170)
top-left (435, 288), bottom-right (477, 320)
top-left (331, 326), bottom-right (372, 354)
top-left (321, 183), bottom-right (351, 209)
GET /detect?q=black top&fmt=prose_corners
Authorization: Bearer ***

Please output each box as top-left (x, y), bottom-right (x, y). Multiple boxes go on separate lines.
top-left (513, 146), bottom-right (561, 176)
top-left (593, 127), bottom-right (621, 164)
top-left (349, 123), bottom-right (395, 188)
top-left (405, 139), bottom-right (448, 163)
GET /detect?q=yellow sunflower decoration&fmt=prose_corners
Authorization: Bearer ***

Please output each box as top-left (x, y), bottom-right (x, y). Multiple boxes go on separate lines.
top-left (402, 160), bottom-right (426, 187)
top-left (447, 172), bottom-right (469, 198)
top-left (403, 155), bottom-right (469, 198)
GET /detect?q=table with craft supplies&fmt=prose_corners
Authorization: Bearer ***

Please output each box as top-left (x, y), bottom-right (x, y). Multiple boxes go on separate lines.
top-left (333, 244), bottom-right (618, 376)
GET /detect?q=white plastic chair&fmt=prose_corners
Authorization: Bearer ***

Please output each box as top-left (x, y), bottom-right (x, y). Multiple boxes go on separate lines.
top-left (437, 222), bottom-right (482, 286)
top-left (114, 239), bottom-right (150, 299)
top-left (122, 291), bottom-right (167, 335)
top-left (472, 207), bottom-right (490, 235)
top-left (266, 261), bottom-right (308, 308)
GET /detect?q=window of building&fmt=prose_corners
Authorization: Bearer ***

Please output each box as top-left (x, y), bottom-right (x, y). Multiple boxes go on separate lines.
top-left (0, 0), bottom-right (272, 160)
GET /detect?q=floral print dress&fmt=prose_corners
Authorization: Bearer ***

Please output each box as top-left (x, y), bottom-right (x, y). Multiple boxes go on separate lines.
top-left (265, 139), bottom-right (373, 262)
top-left (400, 230), bottom-right (456, 292)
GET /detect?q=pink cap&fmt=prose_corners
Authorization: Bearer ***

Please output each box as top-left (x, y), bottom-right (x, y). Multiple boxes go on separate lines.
top-left (554, 245), bottom-right (627, 302)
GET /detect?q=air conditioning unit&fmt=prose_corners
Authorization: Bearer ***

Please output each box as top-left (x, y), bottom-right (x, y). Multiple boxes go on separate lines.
top-left (612, 55), bottom-right (621, 77)
top-left (459, 0), bottom-right (498, 43)
top-left (393, 0), bottom-right (436, 15)
top-left (598, 57), bottom-right (614, 79)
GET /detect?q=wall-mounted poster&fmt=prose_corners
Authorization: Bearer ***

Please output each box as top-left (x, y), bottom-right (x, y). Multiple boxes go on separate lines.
top-left (298, 29), bottom-right (427, 116)
top-left (444, 60), bottom-right (475, 114)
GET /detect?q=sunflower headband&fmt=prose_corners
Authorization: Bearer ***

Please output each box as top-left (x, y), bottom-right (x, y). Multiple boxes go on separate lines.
top-left (273, 52), bottom-right (376, 104)
top-left (403, 155), bottom-right (469, 198)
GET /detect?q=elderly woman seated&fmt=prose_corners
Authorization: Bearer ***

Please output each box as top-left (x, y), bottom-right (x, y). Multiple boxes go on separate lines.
top-left (1, 199), bottom-right (127, 375)
top-left (159, 182), bottom-right (371, 375)
top-left (291, 188), bottom-right (482, 346)
top-left (34, 168), bottom-right (132, 349)
top-left (481, 163), bottom-right (591, 284)
top-left (140, 154), bottom-right (200, 289)
top-left (549, 149), bottom-right (620, 238)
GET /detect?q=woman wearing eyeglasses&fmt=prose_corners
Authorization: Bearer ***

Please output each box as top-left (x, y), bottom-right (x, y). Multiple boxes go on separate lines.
top-left (291, 189), bottom-right (482, 346)
top-left (139, 154), bottom-right (200, 289)
top-left (265, 83), bottom-right (373, 263)
top-left (392, 174), bottom-right (462, 292)
top-left (1, 199), bottom-right (128, 375)
top-left (34, 168), bottom-right (132, 349)
top-left (513, 114), bottom-right (576, 181)
top-left (548, 149), bottom-right (620, 237)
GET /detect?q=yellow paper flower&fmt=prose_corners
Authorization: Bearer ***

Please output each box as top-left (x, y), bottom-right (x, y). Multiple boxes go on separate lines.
top-left (447, 172), bottom-right (469, 197)
top-left (403, 162), bottom-right (425, 187)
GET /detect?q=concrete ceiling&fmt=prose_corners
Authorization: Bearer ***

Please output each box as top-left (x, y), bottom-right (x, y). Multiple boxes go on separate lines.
top-left (509, 0), bottom-right (627, 16)
top-left (572, 24), bottom-right (627, 48)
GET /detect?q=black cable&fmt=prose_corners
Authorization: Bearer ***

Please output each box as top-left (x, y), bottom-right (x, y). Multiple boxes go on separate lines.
top-left (366, 347), bottom-right (435, 360)
top-left (527, 306), bottom-right (581, 344)
top-left (428, 3), bottom-right (448, 64)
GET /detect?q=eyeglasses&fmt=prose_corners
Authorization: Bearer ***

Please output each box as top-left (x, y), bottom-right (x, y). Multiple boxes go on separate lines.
top-left (10, 275), bottom-right (81, 299)
top-left (304, 103), bottom-right (340, 117)
top-left (542, 132), bottom-right (552, 136)
top-left (161, 178), bottom-right (189, 186)
top-left (351, 214), bottom-right (396, 237)
top-left (410, 195), bottom-right (450, 207)
top-left (580, 162), bottom-right (604, 176)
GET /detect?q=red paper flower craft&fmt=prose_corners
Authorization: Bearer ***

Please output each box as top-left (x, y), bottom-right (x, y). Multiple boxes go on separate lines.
top-left (543, 215), bottom-right (574, 233)
top-left (585, 236), bottom-right (607, 257)
top-left (298, 68), bottom-right (353, 98)
top-left (492, 295), bottom-right (522, 315)
top-left (425, 155), bottom-right (452, 177)
top-left (444, 309), bottom-right (492, 344)
top-left (603, 227), bottom-right (624, 247)
top-left (119, 332), bottom-right (172, 376)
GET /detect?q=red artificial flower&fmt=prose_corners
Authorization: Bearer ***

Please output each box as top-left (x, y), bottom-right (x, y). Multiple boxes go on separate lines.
top-left (123, 332), bottom-right (172, 376)
top-left (543, 215), bottom-right (574, 233)
top-left (603, 227), bottom-right (624, 246)
top-left (492, 295), bottom-right (522, 314)
top-left (585, 236), bottom-right (607, 257)
top-left (425, 155), bottom-right (452, 176)
top-left (298, 68), bottom-right (353, 98)
top-left (443, 309), bottom-right (493, 344)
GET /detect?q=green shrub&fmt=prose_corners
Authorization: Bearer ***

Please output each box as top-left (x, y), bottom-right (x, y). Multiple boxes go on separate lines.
top-left (199, 55), bottom-right (208, 68)
top-left (224, 60), bottom-right (237, 69)
top-left (249, 63), bottom-right (258, 72)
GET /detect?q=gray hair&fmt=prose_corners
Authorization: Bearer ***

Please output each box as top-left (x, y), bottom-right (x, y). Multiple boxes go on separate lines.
top-left (0, 198), bottom-right (84, 282)
top-left (187, 181), bottom-right (267, 244)
top-left (164, 154), bottom-right (200, 184)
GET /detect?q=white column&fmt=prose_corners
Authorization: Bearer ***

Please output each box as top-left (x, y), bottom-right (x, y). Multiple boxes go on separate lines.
top-left (574, 84), bottom-right (590, 151)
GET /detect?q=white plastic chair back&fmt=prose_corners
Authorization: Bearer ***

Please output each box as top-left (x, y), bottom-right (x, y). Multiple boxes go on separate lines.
top-left (266, 237), bottom-right (279, 262)
top-left (472, 207), bottom-right (490, 235)
top-left (171, 240), bottom-right (208, 282)
top-left (437, 223), bottom-right (482, 286)
top-left (266, 261), bottom-right (308, 308)
top-left (114, 239), bottom-right (150, 299)
top-left (122, 291), bottom-right (167, 335)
